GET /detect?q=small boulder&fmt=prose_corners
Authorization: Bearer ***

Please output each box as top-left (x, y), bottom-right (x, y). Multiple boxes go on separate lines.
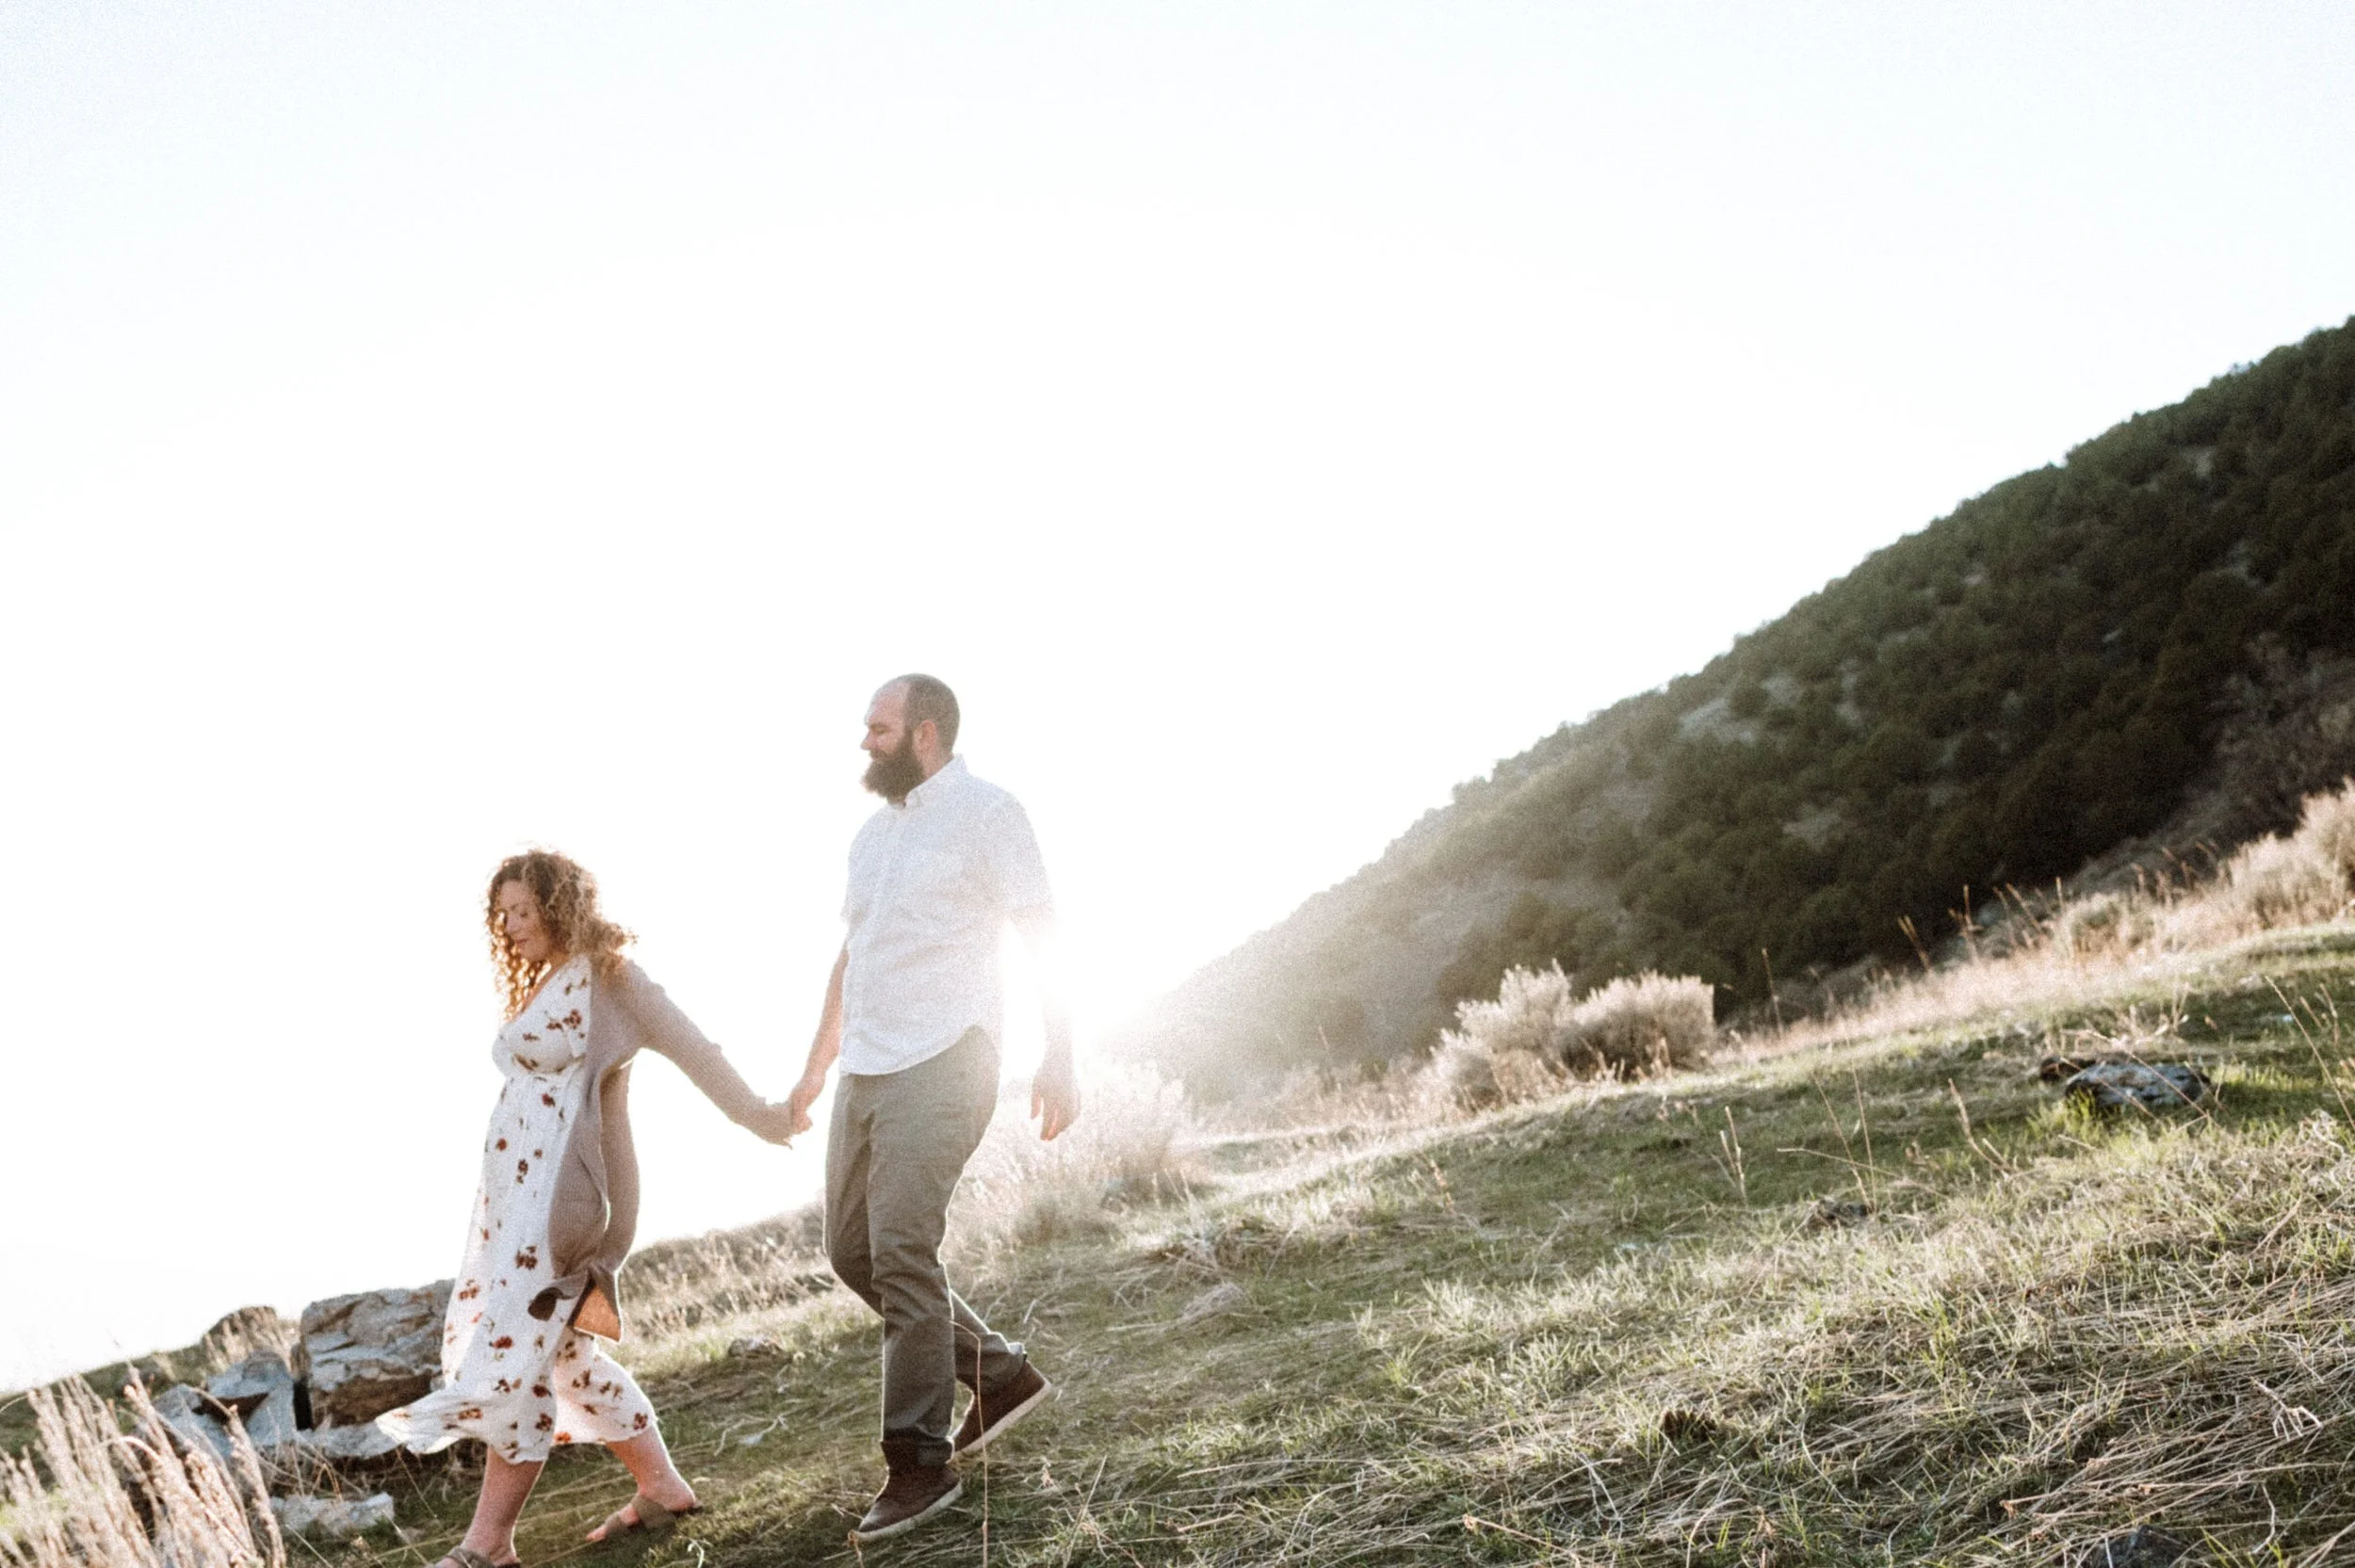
top-left (272, 1493), bottom-right (396, 1542)
top-left (1807, 1197), bottom-right (1872, 1229)
top-left (2062, 1062), bottom-right (2211, 1113)
top-left (284, 1423), bottom-right (403, 1466)
top-left (294, 1282), bottom-right (450, 1428)
top-left (206, 1350), bottom-right (300, 1450)
top-left (152, 1383), bottom-right (236, 1467)
top-left (193, 1305), bottom-right (298, 1368)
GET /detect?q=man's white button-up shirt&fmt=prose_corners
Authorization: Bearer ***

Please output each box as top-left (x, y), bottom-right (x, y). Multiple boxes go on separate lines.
top-left (839, 756), bottom-right (1055, 1076)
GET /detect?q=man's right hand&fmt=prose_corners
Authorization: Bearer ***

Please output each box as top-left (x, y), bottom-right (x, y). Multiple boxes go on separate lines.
top-left (781, 1073), bottom-right (825, 1138)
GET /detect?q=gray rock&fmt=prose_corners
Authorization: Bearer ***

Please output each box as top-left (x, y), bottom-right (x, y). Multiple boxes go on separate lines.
top-left (152, 1383), bottom-right (236, 1468)
top-left (1808, 1197), bottom-right (1873, 1229)
top-left (206, 1350), bottom-right (300, 1449)
top-left (2062, 1062), bottom-right (2212, 1113)
top-left (284, 1423), bottom-right (403, 1466)
top-left (271, 1493), bottom-right (396, 1542)
top-left (294, 1282), bottom-right (450, 1428)
top-left (193, 1305), bottom-right (298, 1368)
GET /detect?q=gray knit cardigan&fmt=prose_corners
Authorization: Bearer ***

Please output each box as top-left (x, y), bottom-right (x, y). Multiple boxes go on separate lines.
top-left (528, 959), bottom-right (772, 1339)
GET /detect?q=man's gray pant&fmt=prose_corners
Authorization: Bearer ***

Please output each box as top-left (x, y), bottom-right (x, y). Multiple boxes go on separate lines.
top-left (825, 1026), bottom-right (1027, 1469)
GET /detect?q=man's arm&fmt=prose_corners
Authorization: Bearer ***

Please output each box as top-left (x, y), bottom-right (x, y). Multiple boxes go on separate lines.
top-left (1013, 907), bottom-right (1080, 1140)
top-left (782, 946), bottom-right (849, 1137)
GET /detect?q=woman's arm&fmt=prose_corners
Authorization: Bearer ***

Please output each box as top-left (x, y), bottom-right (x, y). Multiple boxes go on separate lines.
top-left (611, 963), bottom-right (792, 1140)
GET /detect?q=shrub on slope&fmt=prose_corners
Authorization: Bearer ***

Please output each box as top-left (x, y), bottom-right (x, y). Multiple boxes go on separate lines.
top-left (1430, 965), bottom-right (1713, 1108)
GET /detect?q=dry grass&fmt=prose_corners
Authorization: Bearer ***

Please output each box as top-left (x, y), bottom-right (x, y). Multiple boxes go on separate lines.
top-left (1773, 780), bottom-right (2355, 1060)
top-left (952, 1063), bottom-right (1198, 1253)
top-left (1, 1379), bottom-right (283, 1568)
top-left (1355, 1110), bottom-right (2355, 1564)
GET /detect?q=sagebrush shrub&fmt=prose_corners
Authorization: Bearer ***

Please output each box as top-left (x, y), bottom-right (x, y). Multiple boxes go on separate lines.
top-left (2215, 832), bottom-right (2346, 930)
top-left (2296, 777), bottom-right (2355, 885)
top-left (2049, 892), bottom-right (2152, 959)
top-left (1559, 972), bottom-right (1715, 1075)
top-left (1429, 963), bottom-right (1713, 1109)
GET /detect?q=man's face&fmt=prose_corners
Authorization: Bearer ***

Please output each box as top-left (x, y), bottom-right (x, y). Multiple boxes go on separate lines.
top-left (861, 685), bottom-right (925, 802)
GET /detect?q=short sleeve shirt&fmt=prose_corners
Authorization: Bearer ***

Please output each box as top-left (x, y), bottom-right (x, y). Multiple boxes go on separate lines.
top-left (838, 756), bottom-right (1055, 1075)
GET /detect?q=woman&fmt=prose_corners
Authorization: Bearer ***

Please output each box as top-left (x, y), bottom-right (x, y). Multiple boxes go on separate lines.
top-left (380, 850), bottom-right (794, 1568)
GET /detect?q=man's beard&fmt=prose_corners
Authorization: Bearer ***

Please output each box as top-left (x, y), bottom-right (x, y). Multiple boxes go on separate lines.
top-left (862, 735), bottom-right (926, 803)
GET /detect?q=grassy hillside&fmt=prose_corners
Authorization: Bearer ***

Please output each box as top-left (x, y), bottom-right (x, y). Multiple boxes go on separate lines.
top-left (1126, 318), bottom-right (2355, 1090)
top-left (75, 919), bottom-right (2354, 1567)
top-left (21, 827), bottom-right (2355, 1565)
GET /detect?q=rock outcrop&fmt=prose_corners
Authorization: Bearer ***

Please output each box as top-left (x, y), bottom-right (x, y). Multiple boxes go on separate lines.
top-left (292, 1282), bottom-right (450, 1428)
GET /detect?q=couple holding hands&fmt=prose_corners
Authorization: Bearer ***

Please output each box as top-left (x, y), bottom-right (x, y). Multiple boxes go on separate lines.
top-left (381, 674), bottom-right (1079, 1559)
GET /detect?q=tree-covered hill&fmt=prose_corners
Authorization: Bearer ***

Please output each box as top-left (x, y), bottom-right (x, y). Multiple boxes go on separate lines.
top-left (1126, 317), bottom-right (2355, 1091)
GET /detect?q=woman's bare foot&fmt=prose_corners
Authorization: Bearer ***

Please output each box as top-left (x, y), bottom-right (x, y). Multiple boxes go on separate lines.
top-left (591, 1429), bottom-right (702, 1542)
top-left (584, 1483), bottom-right (699, 1543)
top-left (436, 1547), bottom-right (520, 1568)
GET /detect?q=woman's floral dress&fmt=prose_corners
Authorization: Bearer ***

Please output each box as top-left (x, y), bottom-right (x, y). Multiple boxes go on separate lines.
top-left (378, 957), bottom-right (658, 1463)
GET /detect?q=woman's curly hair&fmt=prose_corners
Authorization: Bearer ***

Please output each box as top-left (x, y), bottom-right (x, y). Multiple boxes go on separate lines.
top-left (485, 849), bottom-right (634, 1017)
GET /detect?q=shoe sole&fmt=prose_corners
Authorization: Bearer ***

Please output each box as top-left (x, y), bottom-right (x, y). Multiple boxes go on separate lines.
top-left (957, 1377), bottom-right (1056, 1458)
top-left (848, 1478), bottom-right (965, 1544)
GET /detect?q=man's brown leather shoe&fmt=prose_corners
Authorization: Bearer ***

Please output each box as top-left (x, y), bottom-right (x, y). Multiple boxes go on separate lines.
top-left (953, 1361), bottom-right (1054, 1456)
top-left (849, 1460), bottom-right (963, 1544)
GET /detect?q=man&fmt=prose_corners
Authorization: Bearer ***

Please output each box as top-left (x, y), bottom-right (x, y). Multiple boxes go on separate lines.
top-left (780, 672), bottom-right (1081, 1544)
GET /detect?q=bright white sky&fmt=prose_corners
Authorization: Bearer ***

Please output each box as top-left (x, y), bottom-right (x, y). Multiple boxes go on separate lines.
top-left (5, 1), bottom-right (2351, 1389)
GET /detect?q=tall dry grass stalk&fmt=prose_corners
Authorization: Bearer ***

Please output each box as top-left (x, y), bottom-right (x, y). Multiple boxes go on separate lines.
top-left (0, 1378), bottom-right (283, 1568)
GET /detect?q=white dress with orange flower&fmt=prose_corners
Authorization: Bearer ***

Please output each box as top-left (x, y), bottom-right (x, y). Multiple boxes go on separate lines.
top-left (378, 956), bottom-right (658, 1463)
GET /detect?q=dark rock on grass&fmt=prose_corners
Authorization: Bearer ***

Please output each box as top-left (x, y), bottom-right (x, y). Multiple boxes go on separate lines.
top-left (2061, 1062), bottom-right (2212, 1113)
top-left (1807, 1196), bottom-right (1873, 1228)
top-left (2072, 1525), bottom-right (2197, 1567)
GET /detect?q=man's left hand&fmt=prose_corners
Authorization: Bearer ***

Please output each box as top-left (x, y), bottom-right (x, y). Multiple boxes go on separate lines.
top-left (1030, 1054), bottom-right (1080, 1141)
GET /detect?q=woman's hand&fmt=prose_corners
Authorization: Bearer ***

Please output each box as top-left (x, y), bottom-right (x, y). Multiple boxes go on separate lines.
top-left (747, 1100), bottom-right (809, 1146)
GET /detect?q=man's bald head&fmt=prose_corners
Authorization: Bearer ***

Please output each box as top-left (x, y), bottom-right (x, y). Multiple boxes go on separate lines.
top-left (860, 673), bottom-right (961, 802)
top-left (883, 673), bottom-right (960, 753)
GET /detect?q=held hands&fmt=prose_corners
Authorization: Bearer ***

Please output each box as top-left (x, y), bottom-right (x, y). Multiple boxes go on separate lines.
top-left (747, 1101), bottom-right (804, 1146)
top-left (1030, 1052), bottom-right (1080, 1141)
top-left (751, 1074), bottom-right (823, 1147)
